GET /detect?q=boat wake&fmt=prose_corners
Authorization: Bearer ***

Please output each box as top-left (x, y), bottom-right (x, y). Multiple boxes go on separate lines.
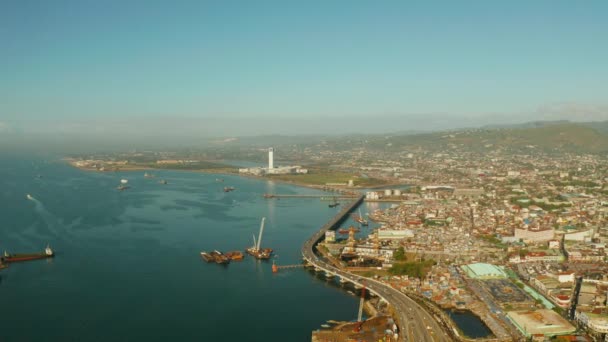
top-left (29, 197), bottom-right (66, 240)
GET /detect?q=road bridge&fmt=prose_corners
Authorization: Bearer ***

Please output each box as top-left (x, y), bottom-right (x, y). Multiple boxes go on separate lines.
top-left (301, 195), bottom-right (452, 342)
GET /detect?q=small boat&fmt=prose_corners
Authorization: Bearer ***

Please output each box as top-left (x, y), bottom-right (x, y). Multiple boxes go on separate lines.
top-left (223, 186), bottom-right (235, 192)
top-left (144, 172), bottom-right (155, 178)
top-left (116, 185), bottom-right (130, 191)
top-left (321, 324), bottom-right (331, 328)
top-left (159, 179), bottom-right (168, 185)
top-left (216, 178), bottom-right (224, 182)
top-left (26, 194), bottom-right (34, 200)
top-left (120, 179), bottom-right (128, 184)
top-left (354, 209), bottom-right (368, 226)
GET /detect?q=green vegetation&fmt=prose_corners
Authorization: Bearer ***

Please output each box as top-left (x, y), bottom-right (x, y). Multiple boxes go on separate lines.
top-left (553, 179), bottom-right (601, 188)
top-left (268, 170), bottom-right (388, 187)
top-left (144, 161), bottom-right (233, 170)
top-left (479, 234), bottom-right (501, 245)
top-left (393, 247), bottom-right (406, 261)
top-left (388, 259), bottom-right (436, 278)
top-left (340, 122), bottom-right (608, 154)
top-left (509, 197), bottom-right (571, 211)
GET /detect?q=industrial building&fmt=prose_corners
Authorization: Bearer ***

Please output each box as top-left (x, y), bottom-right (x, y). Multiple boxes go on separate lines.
top-left (238, 147), bottom-right (308, 176)
top-left (461, 263), bottom-right (508, 279)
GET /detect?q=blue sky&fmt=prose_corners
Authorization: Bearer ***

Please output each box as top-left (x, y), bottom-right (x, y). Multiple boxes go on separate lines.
top-left (1, 0), bottom-right (607, 135)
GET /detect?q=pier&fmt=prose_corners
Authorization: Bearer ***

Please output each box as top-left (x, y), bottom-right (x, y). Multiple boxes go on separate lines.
top-left (263, 194), bottom-right (357, 199)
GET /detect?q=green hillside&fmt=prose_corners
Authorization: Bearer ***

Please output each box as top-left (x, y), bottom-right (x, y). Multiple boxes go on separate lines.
top-left (329, 122), bottom-right (608, 154)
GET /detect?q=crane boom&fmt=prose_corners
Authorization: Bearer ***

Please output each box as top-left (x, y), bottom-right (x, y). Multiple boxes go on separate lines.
top-left (357, 285), bottom-right (366, 322)
top-left (256, 217), bottom-right (266, 250)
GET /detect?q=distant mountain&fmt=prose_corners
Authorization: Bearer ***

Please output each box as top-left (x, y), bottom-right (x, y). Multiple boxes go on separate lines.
top-left (327, 122), bottom-right (608, 154)
top-left (481, 120), bottom-right (572, 129)
top-left (582, 120), bottom-right (608, 135)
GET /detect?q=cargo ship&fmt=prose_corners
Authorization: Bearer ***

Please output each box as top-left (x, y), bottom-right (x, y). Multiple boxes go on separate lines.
top-left (225, 251), bottom-right (244, 261)
top-left (210, 250), bottom-right (230, 264)
top-left (246, 217), bottom-right (273, 260)
top-left (2, 245), bottom-right (54, 263)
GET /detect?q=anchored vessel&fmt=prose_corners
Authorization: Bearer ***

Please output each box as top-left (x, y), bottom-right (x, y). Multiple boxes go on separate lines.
top-left (354, 209), bottom-right (368, 226)
top-left (2, 245), bottom-right (54, 263)
top-left (225, 251), bottom-right (244, 261)
top-left (200, 251), bottom-right (230, 264)
top-left (328, 197), bottom-right (340, 208)
top-left (246, 217), bottom-right (273, 259)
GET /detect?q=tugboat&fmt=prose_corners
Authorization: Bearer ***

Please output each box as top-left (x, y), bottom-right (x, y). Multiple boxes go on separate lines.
top-left (246, 217), bottom-right (273, 260)
top-left (2, 245), bottom-right (54, 263)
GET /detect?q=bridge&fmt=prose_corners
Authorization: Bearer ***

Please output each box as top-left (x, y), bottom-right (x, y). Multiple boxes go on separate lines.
top-left (301, 195), bottom-right (452, 342)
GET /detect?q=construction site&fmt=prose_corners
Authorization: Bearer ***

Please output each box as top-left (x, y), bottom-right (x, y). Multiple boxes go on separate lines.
top-left (311, 315), bottom-right (398, 342)
top-left (309, 276), bottom-right (398, 342)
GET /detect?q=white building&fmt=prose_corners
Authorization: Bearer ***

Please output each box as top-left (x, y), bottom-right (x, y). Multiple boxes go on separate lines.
top-left (268, 147), bottom-right (274, 169)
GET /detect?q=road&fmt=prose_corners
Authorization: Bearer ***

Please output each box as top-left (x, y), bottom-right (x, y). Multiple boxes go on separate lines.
top-left (302, 196), bottom-right (451, 342)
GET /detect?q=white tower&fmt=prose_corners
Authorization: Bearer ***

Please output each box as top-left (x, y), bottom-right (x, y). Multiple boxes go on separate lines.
top-left (268, 148), bottom-right (274, 169)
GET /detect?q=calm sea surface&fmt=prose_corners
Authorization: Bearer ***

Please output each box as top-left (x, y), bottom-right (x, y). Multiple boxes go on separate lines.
top-left (0, 155), bottom-right (371, 341)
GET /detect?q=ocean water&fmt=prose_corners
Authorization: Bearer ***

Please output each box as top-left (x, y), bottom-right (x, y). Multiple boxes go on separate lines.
top-left (0, 154), bottom-right (369, 341)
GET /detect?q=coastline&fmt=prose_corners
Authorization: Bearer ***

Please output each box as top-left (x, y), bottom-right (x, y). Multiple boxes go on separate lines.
top-left (62, 157), bottom-right (368, 193)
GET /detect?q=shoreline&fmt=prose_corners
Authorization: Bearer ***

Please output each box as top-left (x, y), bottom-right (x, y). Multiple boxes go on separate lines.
top-left (63, 158), bottom-right (371, 193)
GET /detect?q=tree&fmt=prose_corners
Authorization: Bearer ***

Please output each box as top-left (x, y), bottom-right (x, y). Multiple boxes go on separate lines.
top-left (394, 247), bottom-right (406, 261)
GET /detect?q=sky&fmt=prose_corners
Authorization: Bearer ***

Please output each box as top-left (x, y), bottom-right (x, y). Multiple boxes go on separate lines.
top-left (1, 0), bottom-right (607, 139)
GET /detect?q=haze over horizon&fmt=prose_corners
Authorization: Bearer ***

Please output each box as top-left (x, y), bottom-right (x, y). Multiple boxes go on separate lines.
top-left (1, 1), bottom-right (607, 141)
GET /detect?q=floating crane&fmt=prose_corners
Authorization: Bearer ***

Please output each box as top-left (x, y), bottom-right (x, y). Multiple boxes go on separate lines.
top-left (246, 217), bottom-right (273, 259)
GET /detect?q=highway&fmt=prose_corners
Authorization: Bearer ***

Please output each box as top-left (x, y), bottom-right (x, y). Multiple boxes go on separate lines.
top-left (302, 195), bottom-right (451, 342)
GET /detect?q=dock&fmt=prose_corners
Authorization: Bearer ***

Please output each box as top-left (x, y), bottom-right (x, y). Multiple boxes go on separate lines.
top-left (263, 194), bottom-right (358, 199)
